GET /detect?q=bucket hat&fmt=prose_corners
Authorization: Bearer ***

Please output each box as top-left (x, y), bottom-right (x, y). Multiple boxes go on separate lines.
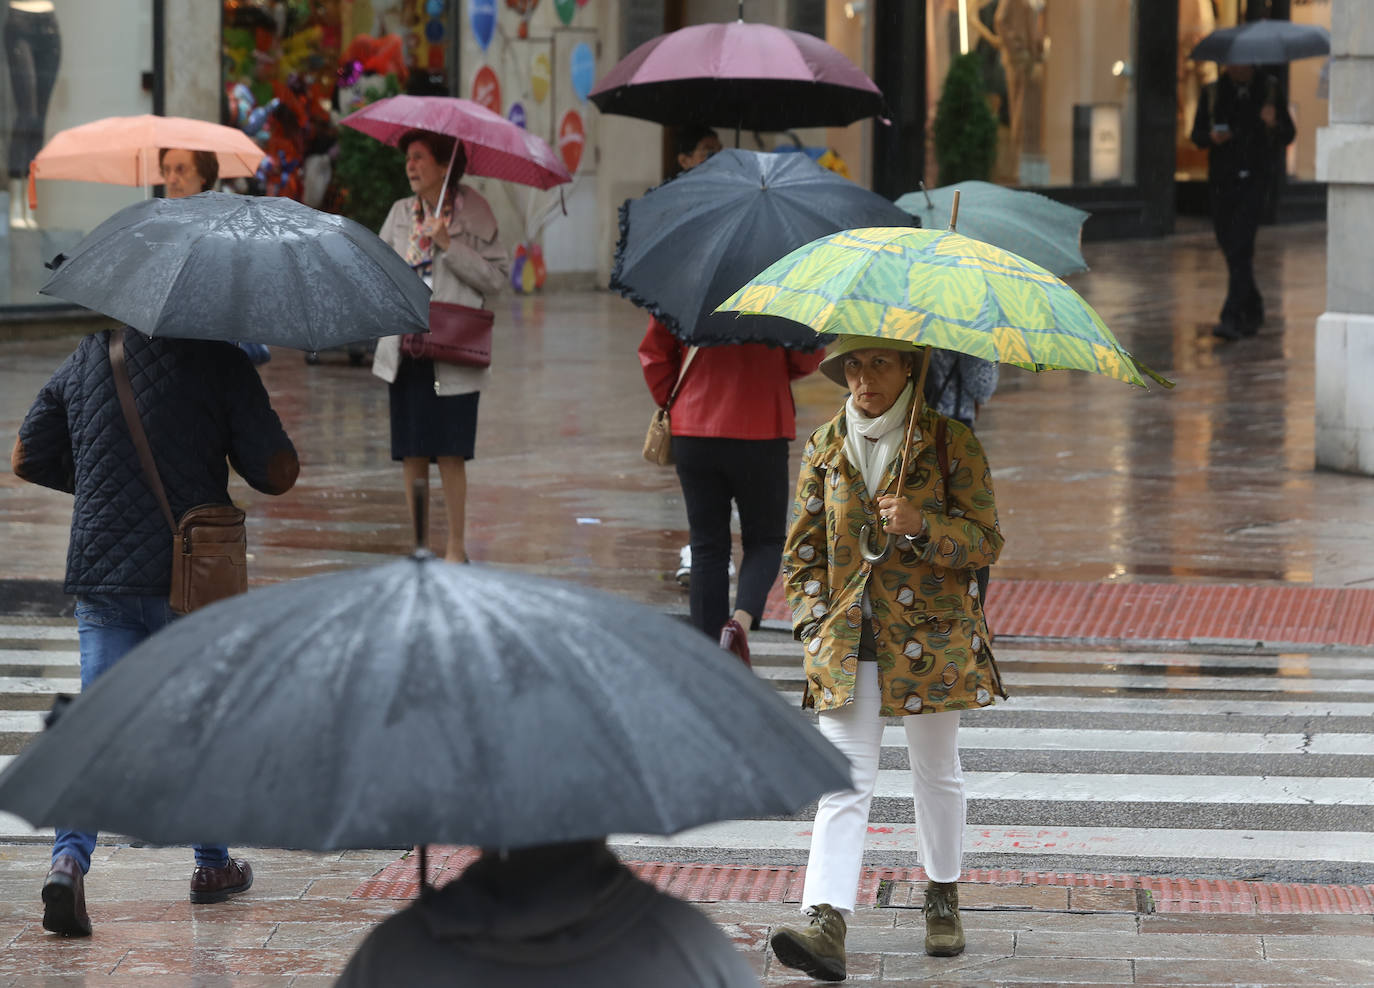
top-left (817, 335), bottom-right (923, 387)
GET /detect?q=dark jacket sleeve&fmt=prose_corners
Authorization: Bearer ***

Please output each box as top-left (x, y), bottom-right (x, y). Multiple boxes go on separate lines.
top-left (1190, 83), bottom-right (1214, 151)
top-left (12, 354), bottom-right (76, 493)
top-left (221, 351), bottom-right (299, 495)
top-left (1269, 79), bottom-right (1296, 148)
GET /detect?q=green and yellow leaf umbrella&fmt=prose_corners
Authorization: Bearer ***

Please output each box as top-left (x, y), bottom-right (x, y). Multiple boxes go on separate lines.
top-left (714, 225), bottom-right (1172, 389)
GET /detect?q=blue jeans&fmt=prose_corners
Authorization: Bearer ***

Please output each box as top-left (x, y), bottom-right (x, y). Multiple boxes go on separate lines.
top-left (51, 594), bottom-right (229, 874)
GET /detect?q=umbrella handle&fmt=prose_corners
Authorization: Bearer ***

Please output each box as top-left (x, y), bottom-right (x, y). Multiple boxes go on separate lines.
top-left (859, 523), bottom-right (894, 564)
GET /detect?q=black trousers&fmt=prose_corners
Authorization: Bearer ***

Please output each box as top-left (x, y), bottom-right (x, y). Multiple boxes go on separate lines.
top-left (4, 6), bottom-right (61, 180)
top-left (1211, 174), bottom-right (1266, 329)
top-left (672, 436), bottom-right (789, 640)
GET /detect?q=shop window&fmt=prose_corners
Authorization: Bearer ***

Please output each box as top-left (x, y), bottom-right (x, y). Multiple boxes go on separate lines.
top-left (1175, 0), bottom-right (1329, 183)
top-left (2, 0), bottom-right (154, 307)
top-left (925, 0), bottom-right (1137, 189)
top-left (220, 0), bottom-right (455, 208)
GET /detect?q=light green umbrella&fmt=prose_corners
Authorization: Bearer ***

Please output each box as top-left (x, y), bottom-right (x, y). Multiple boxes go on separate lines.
top-left (715, 223), bottom-right (1170, 562)
top-left (715, 225), bottom-right (1170, 389)
top-left (895, 181), bottom-right (1090, 277)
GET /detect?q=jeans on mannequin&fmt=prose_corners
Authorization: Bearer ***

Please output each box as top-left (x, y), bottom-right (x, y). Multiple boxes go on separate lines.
top-left (4, 3), bottom-right (60, 229)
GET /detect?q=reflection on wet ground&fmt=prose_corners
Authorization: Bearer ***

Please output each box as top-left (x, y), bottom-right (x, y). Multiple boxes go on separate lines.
top-left (2, 221), bottom-right (1371, 612)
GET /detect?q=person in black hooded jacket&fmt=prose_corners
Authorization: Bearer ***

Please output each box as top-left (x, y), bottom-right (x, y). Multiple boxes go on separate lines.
top-left (11, 325), bottom-right (298, 937)
top-left (337, 840), bottom-right (759, 987)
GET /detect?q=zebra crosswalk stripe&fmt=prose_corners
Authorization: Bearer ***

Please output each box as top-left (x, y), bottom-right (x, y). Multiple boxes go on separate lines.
top-left (0, 619), bottom-right (1370, 883)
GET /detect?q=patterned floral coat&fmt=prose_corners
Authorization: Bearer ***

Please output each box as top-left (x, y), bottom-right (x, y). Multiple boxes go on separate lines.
top-left (784, 401), bottom-right (1007, 716)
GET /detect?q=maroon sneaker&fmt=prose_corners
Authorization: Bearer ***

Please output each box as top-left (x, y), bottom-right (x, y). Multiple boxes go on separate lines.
top-left (42, 853), bottom-right (92, 937)
top-left (190, 858), bottom-right (254, 904)
top-left (718, 618), bottom-right (751, 667)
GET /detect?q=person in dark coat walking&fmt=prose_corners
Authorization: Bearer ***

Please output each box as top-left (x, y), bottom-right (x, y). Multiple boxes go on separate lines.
top-left (337, 840), bottom-right (759, 987)
top-left (1190, 63), bottom-right (1296, 341)
top-left (11, 326), bottom-right (299, 937)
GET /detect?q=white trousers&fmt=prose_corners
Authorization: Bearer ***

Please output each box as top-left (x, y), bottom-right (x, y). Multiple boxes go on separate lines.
top-left (800, 663), bottom-right (965, 914)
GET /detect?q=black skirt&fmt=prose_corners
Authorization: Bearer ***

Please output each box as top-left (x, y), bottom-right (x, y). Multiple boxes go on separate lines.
top-left (388, 357), bottom-right (480, 461)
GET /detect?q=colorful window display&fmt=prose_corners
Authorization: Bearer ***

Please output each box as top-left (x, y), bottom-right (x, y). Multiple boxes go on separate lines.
top-left (925, 0), bottom-right (1137, 188)
top-left (220, 0), bottom-right (455, 209)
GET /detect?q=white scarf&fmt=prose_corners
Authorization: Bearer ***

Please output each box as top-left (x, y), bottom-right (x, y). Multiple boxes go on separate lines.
top-left (843, 381), bottom-right (914, 498)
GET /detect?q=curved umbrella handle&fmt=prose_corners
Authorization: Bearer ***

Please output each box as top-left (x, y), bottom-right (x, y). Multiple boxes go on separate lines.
top-left (859, 523), bottom-right (893, 564)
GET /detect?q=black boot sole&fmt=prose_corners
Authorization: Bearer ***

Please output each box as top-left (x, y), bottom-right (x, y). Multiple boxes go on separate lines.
top-left (41, 881), bottom-right (91, 937)
top-left (770, 930), bottom-right (846, 982)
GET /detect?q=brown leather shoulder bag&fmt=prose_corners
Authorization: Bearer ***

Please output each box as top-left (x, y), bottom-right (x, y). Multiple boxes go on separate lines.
top-left (109, 331), bottom-right (247, 614)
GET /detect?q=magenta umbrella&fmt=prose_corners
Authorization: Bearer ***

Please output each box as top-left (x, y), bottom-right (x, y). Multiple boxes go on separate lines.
top-left (338, 95), bottom-right (571, 190)
top-left (589, 20), bottom-right (885, 132)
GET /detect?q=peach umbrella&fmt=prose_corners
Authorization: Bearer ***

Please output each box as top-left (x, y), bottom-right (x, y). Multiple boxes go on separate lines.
top-left (27, 115), bottom-right (266, 207)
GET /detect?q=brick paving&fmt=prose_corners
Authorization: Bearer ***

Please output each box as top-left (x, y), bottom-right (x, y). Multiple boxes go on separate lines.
top-left (765, 577), bottom-right (1374, 647)
top-left (0, 846), bottom-right (1371, 985)
top-left (354, 849), bottom-right (1374, 916)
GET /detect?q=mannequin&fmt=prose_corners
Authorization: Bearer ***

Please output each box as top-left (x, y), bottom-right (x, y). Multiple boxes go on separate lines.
top-left (5, 0), bottom-right (60, 229)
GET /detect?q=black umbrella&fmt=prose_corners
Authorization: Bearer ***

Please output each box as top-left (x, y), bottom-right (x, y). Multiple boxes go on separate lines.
top-left (40, 191), bottom-right (429, 351)
top-left (1189, 20), bottom-right (1330, 64)
top-left (610, 149), bottom-right (913, 349)
top-left (0, 553), bottom-right (850, 851)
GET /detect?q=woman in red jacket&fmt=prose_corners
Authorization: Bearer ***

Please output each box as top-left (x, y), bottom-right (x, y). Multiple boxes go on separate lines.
top-left (639, 318), bottom-right (823, 662)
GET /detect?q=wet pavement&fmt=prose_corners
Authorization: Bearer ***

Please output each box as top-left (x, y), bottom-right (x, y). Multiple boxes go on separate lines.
top-left (3, 220), bottom-right (1372, 606)
top-left (0, 843), bottom-right (1368, 985)
top-left (2, 219), bottom-right (1374, 984)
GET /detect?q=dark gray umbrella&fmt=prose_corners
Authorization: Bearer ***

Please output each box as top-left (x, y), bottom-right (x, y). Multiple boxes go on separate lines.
top-left (1189, 20), bottom-right (1330, 64)
top-left (0, 554), bottom-right (850, 851)
top-left (610, 149), bottom-right (913, 349)
top-left (40, 191), bottom-right (429, 351)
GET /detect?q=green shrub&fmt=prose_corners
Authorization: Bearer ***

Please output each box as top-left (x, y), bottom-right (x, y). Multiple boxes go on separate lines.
top-left (933, 53), bottom-right (998, 186)
top-left (333, 75), bottom-right (412, 233)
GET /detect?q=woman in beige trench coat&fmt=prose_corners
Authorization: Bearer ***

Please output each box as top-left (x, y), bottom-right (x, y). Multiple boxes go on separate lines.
top-left (769, 335), bottom-right (1005, 982)
top-left (372, 130), bottom-right (509, 561)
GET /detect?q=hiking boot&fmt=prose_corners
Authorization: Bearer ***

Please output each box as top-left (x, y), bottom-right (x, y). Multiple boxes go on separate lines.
top-left (190, 857), bottom-right (254, 904)
top-left (770, 902), bottom-right (847, 981)
top-left (41, 854), bottom-right (92, 937)
top-left (923, 881), bottom-right (965, 956)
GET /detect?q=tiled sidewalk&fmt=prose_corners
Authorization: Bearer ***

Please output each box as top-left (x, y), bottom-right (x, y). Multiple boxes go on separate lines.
top-left (0, 845), bottom-right (1370, 985)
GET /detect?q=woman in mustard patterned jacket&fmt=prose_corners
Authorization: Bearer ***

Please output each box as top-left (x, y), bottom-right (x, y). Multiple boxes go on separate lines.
top-left (769, 335), bottom-right (1005, 983)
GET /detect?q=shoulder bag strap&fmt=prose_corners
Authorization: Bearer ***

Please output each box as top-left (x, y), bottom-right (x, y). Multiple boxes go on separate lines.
top-left (662, 345), bottom-right (699, 412)
top-left (109, 330), bottom-right (177, 533)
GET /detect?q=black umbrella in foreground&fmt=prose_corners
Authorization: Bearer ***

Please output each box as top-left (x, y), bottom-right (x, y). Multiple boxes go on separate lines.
top-left (0, 554), bottom-right (850, 851)
top-left (40, 191), bottom-right (429, 351)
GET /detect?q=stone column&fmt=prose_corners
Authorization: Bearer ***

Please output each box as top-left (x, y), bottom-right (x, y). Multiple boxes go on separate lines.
top-left (1315, 1), bottom-right (1374, 474)
top-left (162, 0), bottom-right (221, 122)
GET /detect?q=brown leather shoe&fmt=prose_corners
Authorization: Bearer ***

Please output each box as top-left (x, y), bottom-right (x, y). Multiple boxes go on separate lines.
top-left (190, 858), bottom-right (254, 904)
top-left (42, 854), bottom-right (92, 937)
top-left (718, 618), bottom-right (751, 667)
